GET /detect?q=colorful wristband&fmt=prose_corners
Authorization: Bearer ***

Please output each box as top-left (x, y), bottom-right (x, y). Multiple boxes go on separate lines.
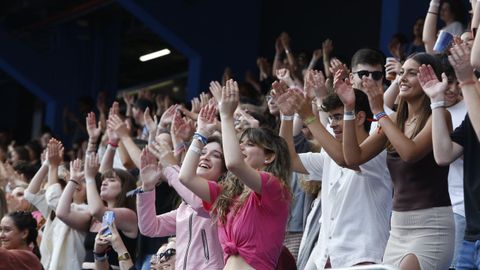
top-left (303, 116), bottom-right (317, 125)
top-left (193, 132), bottom-right (208, 145)
top-left (374, 111), bottom-right (388, 121)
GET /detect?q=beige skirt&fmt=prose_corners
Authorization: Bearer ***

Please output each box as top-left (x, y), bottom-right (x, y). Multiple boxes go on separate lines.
top-left (383, 206), bottom-right (455, 270)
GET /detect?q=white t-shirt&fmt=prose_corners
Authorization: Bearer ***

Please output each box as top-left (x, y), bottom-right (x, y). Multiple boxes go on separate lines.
top-left (300, 150), bottom-right (392, 269)
top-left (443, 21), bottom-right (464, 37)
top-left (447, 100), bottom-right (467, 217)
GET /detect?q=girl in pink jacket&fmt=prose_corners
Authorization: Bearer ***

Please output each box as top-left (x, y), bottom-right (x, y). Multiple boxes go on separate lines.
top-left (137, 135), bottom-right (226, 270)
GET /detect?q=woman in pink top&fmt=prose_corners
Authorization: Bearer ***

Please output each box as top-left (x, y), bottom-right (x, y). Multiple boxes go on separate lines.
top-left (179, 79), bottom-right (292, 270)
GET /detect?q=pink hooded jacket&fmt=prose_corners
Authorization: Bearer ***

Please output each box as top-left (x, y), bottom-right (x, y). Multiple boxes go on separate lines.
top-left (137, 165), bottom-right (224, 270)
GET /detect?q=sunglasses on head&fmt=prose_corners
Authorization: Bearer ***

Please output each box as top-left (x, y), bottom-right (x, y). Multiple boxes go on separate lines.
top-left (354, 70), bottom-right (383, 81)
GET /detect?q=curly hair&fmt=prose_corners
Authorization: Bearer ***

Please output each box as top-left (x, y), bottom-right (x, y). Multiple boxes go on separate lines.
top-left (210, 127), bottom-right (291, 224)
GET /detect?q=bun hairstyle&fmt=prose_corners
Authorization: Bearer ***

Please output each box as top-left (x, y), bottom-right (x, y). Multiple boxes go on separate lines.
top-left (7, 211), bottom-right (41, 259)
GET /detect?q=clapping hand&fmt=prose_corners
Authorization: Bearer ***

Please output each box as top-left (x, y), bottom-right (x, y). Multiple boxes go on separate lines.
top-left (418, 64), bottom-right (448, 102)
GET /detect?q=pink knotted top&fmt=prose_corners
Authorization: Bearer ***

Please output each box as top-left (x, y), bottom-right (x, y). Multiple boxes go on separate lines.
top-left (203, 171), bottom-right (291, 270)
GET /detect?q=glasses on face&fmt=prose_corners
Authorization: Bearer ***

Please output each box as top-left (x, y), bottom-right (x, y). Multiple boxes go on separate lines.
top-left (354, 70), bottom-right (383, 81)
top-left (151, 248), bottom-right (176, 264)
top-left (328, 114), bottom-right (344, 124)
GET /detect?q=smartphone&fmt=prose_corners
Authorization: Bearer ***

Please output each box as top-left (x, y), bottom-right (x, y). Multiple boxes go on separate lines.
top-left (102, 211), bottom-right (115, 236)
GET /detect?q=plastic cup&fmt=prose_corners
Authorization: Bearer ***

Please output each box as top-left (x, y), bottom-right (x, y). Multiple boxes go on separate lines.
top-left (385, 57), bottom-right (397, 81)
top-left (433, 30), bottom-right (454, 53)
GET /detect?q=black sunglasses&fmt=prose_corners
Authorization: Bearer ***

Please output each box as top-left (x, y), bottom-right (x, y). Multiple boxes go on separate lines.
top-left (160, 248), bottom-right (176, 260)
top-left (354, 70), bottom-right (383, 81)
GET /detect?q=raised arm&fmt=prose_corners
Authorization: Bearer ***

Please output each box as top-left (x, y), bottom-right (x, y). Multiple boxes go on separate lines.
top-left (275, 82), bottom-right (309, 174)
top-left (25, 152), bottom-right (48, 195)
top-left (122, 92), bottom-right (134, 118)
top-left (85, 152), bottom-right (104, 219)
top-left (178, 105), bottom-right (217, 203)
top-left (280, 32), bottom-right (297, 71)
top-left (322, 39), bottom-right (333, 78)
top-left (136, 148), bottom-right (177, 237)
top-left (85, 153), bottom-right (138, 237)
top-left (86, 112), bottom-right (102, 154)
top-left (307, 49), bottom-right (322, 70)
top-left (418, 64), bottom-right (462, 165)
top-left (299, 71), bottom-right (347, 165)
top-left (149, 140), bottom-right (206, 211)
top-left (56, 159), bottom-right (91, 232)
top-left (470, 3), bottom-right (480, 68)
top-left (100, 103), bottom-right (120, 173)
top-left (423, 0), bottom-right (441, 53)
top-left (339, 78), bottom-right (388, 166)
top-left (108, 114), bottom-right (141, 168)
top-left (24, 150), bottom-right (49, 216)
top-left (384, 58), bottom-right (402, 109)
top-left (139, 148), bottom-right (163, 193)
top-left (170, 111), bottom-right (195, 164)
top-left (450, 43), bottom-right (480, 140)
top-left (218, 80), bottom-right (263, 193)
top-left (273, 36), bottom-right (284, 77)
top-left (46, 139), bottom-right (63, 188)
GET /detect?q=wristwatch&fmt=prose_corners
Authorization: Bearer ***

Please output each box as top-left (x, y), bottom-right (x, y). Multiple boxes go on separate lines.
top-left (118, 252), bottom-right (131, 261)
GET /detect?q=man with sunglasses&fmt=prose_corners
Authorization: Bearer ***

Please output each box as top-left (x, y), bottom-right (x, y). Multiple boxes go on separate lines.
top-left (349, 48), bottom-right (385, 87)
top-left (348, 48), bottom-right (389, 134)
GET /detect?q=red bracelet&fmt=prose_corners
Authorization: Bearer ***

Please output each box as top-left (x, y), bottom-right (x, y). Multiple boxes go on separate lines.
top-left (459, 80), bottom-right (477, 88)
top-left (108, 141), bottom-right (119, 148)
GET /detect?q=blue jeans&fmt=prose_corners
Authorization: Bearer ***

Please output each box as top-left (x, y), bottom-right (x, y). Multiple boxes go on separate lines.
top-left (456, 240), bottom-right (480, 270)
top-left (135, 254), bottom-right (153, 270)
top-left (452, 214), bottom-right (467, 268)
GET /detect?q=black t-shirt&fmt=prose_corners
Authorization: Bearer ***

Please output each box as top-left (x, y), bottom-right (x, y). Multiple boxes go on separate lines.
top-left (451, 114), bottom-right (480, 241)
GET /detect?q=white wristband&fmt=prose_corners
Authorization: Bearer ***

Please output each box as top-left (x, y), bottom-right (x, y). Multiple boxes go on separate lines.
top-left (281, 115), bottom-right (295, 121)
top-left (189, 145), bottom-right (201, 154)
top-left (86, 178), bottom-right (96, 184)
top-left (107, 144), bottom-right (117, 151)
top-left (430, 101), bottom-right (446, 110)
top-left (343, 114), bottom-right (356, 121)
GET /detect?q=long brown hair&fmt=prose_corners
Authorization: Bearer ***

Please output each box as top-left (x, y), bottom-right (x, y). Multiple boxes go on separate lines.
top-left (101, 169), bottom-right (137, 212)
top-left (211, 127), bottom-right (291, 224)
top-left (387, 53), bottom-right (441, 151)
